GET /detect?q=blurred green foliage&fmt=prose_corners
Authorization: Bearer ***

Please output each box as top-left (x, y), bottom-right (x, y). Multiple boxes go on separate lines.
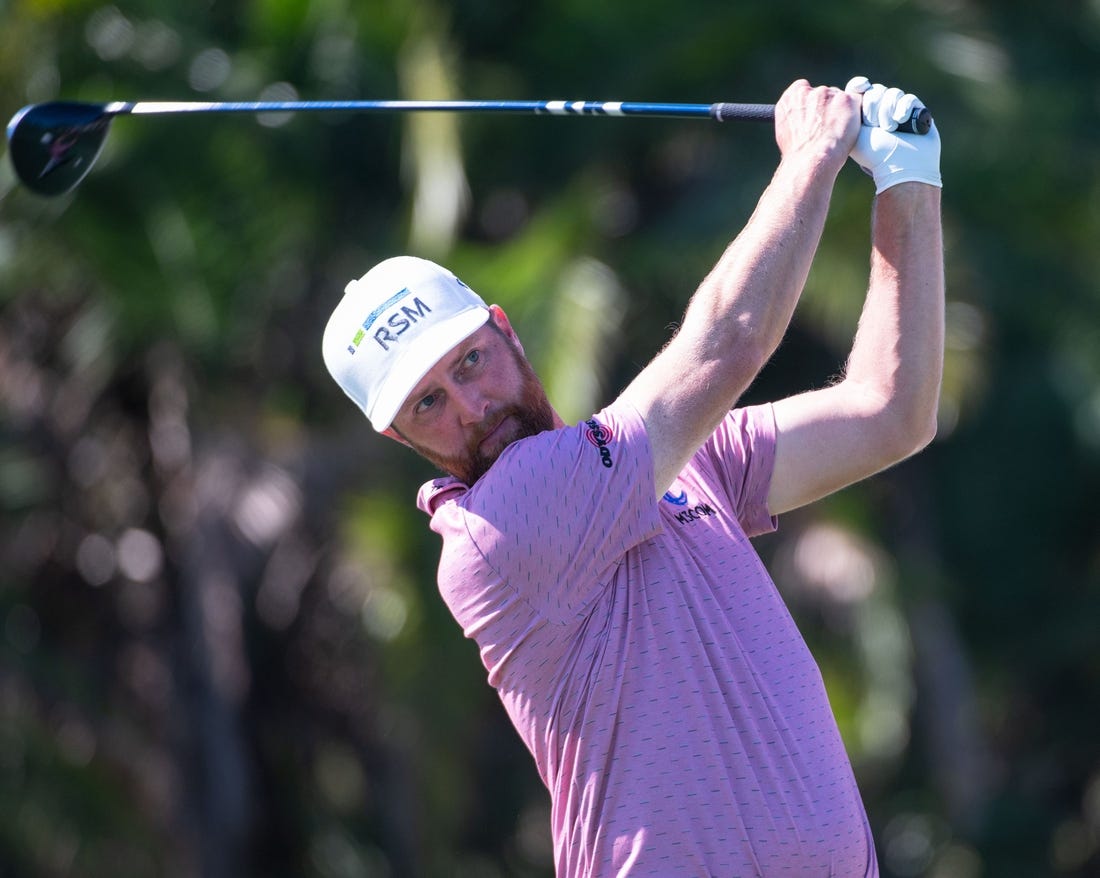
top-left (2, 1), bottom-right (1099, 876)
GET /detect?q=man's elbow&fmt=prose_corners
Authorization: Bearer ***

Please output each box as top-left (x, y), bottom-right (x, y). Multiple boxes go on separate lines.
top-left (910, 407), bottom-right (939, 455)
top-left (883, 394), bottom-right (940, 461)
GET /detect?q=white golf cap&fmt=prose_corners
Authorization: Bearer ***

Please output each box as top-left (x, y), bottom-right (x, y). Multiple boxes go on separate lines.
top-left (322, 256), bottom-right (491, 431)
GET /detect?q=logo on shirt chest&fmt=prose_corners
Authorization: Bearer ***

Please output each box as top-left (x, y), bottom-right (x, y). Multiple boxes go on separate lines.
top-left (663, 487), bottom-right (718, 525)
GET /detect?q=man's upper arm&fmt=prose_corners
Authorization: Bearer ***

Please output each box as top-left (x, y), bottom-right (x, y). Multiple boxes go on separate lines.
top-left (621, 338), bottom-right (764, 500)
top-left (767, 380), bottom-right (928, 516)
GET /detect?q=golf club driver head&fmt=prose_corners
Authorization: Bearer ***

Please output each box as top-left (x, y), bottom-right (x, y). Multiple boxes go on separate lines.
top-left (6, 102), bottom-right (113, 196)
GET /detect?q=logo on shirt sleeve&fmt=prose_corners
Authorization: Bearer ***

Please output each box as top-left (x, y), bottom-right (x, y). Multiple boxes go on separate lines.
top-left (584, 419), bottom-right (614, 468)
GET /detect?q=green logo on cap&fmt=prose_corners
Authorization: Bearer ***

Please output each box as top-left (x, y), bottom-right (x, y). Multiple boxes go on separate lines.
top-left (347, 287), bottom-right (412, 354)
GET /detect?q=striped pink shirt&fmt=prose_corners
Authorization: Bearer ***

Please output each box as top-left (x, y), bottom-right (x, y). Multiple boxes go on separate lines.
top-left (418, 400), bottom-right (878, 877)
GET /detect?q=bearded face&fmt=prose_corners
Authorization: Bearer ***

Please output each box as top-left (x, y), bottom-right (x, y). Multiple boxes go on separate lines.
top-left (391, 319), bottom-right (557, 486)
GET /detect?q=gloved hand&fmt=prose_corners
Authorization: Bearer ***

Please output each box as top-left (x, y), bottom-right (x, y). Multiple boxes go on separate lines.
top-left (846, 76), bottom-right (942, 194)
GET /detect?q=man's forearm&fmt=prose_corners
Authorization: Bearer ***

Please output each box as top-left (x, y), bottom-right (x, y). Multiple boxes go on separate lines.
top-left (621, 79), bottom-right (862, 496)
top-left (625, 153), bottom-right (845, 498)
top-left (845, 182), bottom-right (945, 448)
top-left (679, 153), bottom-right (843, 383)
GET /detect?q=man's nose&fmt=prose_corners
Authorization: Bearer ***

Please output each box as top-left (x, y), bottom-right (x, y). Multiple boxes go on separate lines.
top-left (453, 385), bottom-right (489, 425)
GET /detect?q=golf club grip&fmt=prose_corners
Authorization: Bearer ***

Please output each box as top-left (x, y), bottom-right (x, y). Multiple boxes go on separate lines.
top-left (710, 102), bottom-right (932, 135)
top-left (709, 103), bottom-right (776, 124)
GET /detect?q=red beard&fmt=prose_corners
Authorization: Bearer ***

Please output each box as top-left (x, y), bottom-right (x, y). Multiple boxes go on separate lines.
top-left (407, 346), bottom-right (556, 486)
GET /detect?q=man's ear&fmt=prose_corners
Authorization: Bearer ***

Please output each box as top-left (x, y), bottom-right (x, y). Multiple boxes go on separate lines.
top-left (489, 304), bottom-right (525, 355)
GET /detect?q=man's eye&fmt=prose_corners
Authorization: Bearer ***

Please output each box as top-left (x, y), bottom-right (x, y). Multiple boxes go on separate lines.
top-left (415, 393), bottom-right (437, 414)
top-left (465, 349), bottom-right (481, 366)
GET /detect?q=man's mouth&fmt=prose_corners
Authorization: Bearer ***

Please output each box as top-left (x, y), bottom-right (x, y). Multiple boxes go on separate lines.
top-left (478, 413), bottom-right (514, 454)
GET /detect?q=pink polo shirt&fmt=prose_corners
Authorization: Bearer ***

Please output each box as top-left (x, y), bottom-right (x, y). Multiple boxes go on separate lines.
top-left (417, 400), bottom-right (878, 877)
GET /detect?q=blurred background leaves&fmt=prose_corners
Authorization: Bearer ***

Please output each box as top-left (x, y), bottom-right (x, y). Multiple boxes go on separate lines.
top-left (1, 0), bottom-right (1098, 876)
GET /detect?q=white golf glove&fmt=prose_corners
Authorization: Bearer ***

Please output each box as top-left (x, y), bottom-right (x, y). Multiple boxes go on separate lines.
top-left (846, 75), bottom-right (942, 194)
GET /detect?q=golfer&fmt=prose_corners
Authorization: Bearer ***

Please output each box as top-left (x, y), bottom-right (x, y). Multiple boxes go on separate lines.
top-left (323, 76), bottom-right (943, 877)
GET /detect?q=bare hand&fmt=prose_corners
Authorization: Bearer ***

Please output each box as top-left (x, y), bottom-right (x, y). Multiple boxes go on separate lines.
top-left (773, 79), bottom-right (861, 170)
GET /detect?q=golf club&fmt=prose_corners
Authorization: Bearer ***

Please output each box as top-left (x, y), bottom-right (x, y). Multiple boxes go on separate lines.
top-left (5, 97), bottom-right (932, 197)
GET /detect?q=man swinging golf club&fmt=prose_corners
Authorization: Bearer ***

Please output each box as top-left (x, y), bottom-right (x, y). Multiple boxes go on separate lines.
top-left (322, 75), bottom-right (943, 877)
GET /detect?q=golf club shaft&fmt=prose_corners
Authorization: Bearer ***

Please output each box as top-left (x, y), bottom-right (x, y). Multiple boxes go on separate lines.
top-left (94, 98), bottom-right (930, 132)
top-left (98, 98), bottom-right (775, 123)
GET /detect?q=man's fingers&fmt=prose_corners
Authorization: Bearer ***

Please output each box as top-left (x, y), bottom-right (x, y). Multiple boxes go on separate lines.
top-left (849, 79), bottom-right (926, 132)
top-left (845, 75), bottom-right (871, 95)
top-left (893, 92), bottom-right (923, 127)
top-left (860, 83), bottom-right (887, 127)
top-left (876, 87), bottom-right (905, 131)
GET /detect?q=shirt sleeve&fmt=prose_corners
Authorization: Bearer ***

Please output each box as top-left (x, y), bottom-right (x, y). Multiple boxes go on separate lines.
top-left (696, 403), bottom-right (779, 538)
top-left (437, 399), bottom-right (663, 623)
